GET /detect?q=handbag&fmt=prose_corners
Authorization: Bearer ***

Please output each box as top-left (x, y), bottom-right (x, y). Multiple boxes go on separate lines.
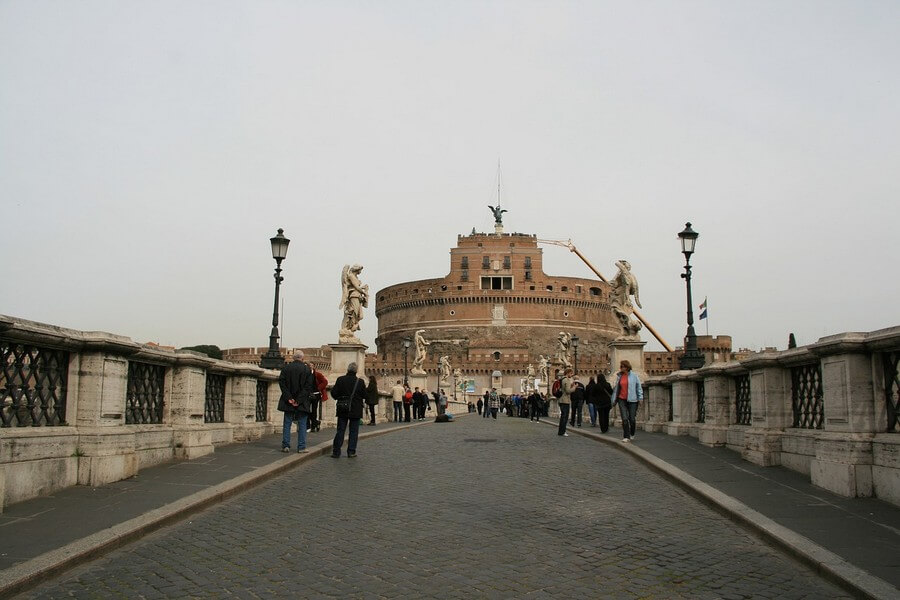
top-left (336, 379), bottom-right (360, 418)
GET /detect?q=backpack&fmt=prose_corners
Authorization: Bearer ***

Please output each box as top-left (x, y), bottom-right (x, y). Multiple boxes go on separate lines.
top-left (551, 379), bottom-right (563, 399)
top-left (403, 390), bottom-right (413, 404)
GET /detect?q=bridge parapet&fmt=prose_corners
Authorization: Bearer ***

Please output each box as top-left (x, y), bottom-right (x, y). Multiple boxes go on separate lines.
top-left (640, 327), bottom-right (900, 507)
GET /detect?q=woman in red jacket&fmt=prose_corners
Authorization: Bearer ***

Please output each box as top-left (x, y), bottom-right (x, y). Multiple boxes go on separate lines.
top-left (310, 367), bottom-right (329, 433)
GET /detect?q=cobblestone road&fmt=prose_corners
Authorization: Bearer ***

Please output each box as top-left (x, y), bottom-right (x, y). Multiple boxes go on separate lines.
top-left (20, 416), bottom-right (849, 599)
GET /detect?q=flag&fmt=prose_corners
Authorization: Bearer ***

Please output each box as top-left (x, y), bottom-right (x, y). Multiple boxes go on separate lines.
top-left (698, 297), bottom-right (707, 320)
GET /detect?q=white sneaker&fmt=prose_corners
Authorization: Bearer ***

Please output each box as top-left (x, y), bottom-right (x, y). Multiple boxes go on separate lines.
top-left (622, 438), bottom-right (630, 443)
top-left (563, 433), bottom-right (569, 437)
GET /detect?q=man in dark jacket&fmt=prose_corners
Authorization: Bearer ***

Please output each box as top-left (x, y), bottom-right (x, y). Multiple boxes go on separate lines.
top-left (596, 371), bottom-right (614, 433)
top-left (330, 362), bottom-right (367, 458)
top-left (278, 350), bottom-right (316, 453)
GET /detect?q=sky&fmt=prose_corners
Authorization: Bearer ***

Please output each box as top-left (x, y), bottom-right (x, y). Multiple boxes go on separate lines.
top-left (1, 1), bottom-right (897, 354)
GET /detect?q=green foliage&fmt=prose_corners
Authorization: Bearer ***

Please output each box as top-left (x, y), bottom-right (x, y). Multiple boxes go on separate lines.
top-left (180, 344), bottom-right (223, 360)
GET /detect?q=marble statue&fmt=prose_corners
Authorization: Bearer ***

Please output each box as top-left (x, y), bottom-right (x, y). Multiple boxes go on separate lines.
top-left (439, 355), bottom-right (452, 384)
top-left (609, 259), bottom-right (643, 339)
top-left (338, 264), bottom-right (368, 344)
top-left (556, 332), bottom-right (572, 369)
top-left (538, 355), bottom-right (550, 385)
top-left (526, 363), bottom-right (536, 392)
top-left (411, 329), bottom-right (430, 374)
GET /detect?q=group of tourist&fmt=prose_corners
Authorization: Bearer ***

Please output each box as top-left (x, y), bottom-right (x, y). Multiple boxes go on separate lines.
top-left (554, 360), bottom-right (642, 442)
top-left (388, 380), bottom-right (448, 422)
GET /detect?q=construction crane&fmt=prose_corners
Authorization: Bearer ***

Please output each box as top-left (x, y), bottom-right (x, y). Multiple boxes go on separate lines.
top-left (537, 238), bottom-right (675, 352)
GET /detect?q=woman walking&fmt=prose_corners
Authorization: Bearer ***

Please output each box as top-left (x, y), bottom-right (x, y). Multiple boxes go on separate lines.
top-left (612, 360), bottom-right (642, 442)
top-left (365, 374), bottom-right (379, 425)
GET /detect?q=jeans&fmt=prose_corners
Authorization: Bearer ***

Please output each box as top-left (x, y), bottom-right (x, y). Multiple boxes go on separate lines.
top-left (570, 400), bottom-right (583, 426)
top-left (531, 400), bottom-right (542, 420)
top-left (367, 403), bottom-right (377, 424)
top-left (618, 400), bottom-right (638, 439)
top-left (282, 412), bottom-right (308, 450)
top-left (393, 401), bottom-right (402, 422)
top-left (332, 416), bottom-right (360, 456)
top-left (308, 398), bottom-right (320, 431)
top-left (587, 403), bottom-right (597, 425)
top-left (599, 404), bottom-right (611, 432)
top-left (490, 407), bottom-right (498, 419)
top-left (558, 403), bottom-right (570, 435)
top-left (403, 403), bottom-right (411, 422)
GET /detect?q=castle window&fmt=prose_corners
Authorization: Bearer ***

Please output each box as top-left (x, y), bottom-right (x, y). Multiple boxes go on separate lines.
top-left (576, 285), bottom-right (582, 294)
top-left (589, 287), bottom-right (601, 296)
top-left (561, 286), bottom-right (568, 292)
top-left (493, 352), bottom-right (501, 361)
top-left (440, 285), bottom-right (447, 291)
top-left (524, 257), bottom-right (532, 269)
top-left (449, 310), bottom-right (456, 316)
top-left (481, 276), bottom-right (513, 290)
top-left (529, 285), bottom-right (535, 291)
top-left (546, 285), bottom-right (553, 291)
top-left (525, 270), bottom-right (532, 280)
top-left (503, 256), bottom-right (511, 269)
top-left (461, 270), bottom-right (468, 282)
top-left (461, 256), bottom-right (469, 268)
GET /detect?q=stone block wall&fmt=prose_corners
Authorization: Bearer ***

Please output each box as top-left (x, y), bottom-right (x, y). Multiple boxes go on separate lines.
top-left (642, 327), bottom-right (900, 507)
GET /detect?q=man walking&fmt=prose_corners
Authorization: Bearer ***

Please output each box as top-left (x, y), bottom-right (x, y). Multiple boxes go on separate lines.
top-left (278, 350), bottom-right (315, 453)
top-left (391, 380), bottom-right (404, 423)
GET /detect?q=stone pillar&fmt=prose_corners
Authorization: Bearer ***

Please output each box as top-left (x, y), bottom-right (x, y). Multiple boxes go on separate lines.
top-left (329, 342), bottom-right (368, 380)
top-left (609, 339), bottom-right (647, 380)
top-left (667, 373), bottom-right (696, 436)
top-left (741, 352), bottom-right (789, 466)
top-left (73, 334), bottom-right (142, 487)
top-left (169, 351), bottom-right (215, 460)
top-left (643, 379), bottom-right (669, 433)
top-left (228, 365), bottom-right (268, 442)
top-left (807, 333), bottom-right (875, 497)
top-left (696, 364), bottom-right (731, 447)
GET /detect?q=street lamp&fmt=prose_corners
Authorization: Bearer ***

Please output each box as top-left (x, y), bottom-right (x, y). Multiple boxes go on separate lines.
top-left (260, 228), bottom-right (290, 369)
top-left (678, 222), bottom-right (705, 370)
top-left (571, 334), bottom-right (579, 375)
top-left (402, 338), bottom-right (411, 386)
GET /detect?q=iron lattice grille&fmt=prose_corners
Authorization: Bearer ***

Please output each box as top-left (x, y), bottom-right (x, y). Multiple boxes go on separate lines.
top-left (791, 363), bottom-right (824, 429)
top-left (256, 379), bottom-right (268, 422)
top-left (667, 386), bottom-right (673, 421)
top-left (1, 342), bottom-right (69, 427)
top-left (126, 361), bottom-right (165, 424)
top-left (205, 373), bottom-right (226, 423)
top-left (735, 374), bottom-right (752, 425)
top-left (884, 352), bottom-right (899, 433)
top-left (696, 381), bottom-right (706, 423)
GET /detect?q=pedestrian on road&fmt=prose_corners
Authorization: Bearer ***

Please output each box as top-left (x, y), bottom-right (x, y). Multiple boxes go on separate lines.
top-left (439, 389), bottom-right (448, 415)
top-left (558, 368), bottom-right (575, 437)
top-left (309, 366), bottom-right (329, 433)
top-left (403, 385), bottom-right (413, 422)
top-left (278, 350), bottom-right (316, 453)
top-left (476, 396), bottom-right (483, 416)
top-left (391, 380), bottom-right (404, 423)
top-left (413, 387), bottom-right (425, 420)
top-left (330, 362), bottom-right (367, 457)
top-left (612, 360), bottom-right (642, 442)
top-left (482, 390), bottom-right (491, 418)
top-left (586, 376), bottom-right (598, 426)
top-left (596, 371), bottom-right (613, 433)
top-left (528, 389), bottom-right (542, 422)
top-left (488, 388), bottom-right (500, 419)
top-left (569, 376), bottom-right (585, 427)
top-left (365, 374), bottom-right (379, 425)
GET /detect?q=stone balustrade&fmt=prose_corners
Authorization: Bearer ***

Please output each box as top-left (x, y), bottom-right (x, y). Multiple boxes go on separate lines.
top-left (641, 327), bottom-right (900, 507)
top-left (0, 315), bottom-right (396, 512)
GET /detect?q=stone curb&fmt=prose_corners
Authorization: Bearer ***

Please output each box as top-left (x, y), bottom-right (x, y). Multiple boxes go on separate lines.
top-left (0, 423), bottom-right (417, 599)
top-left (556, 422), bottom-right (898, 600)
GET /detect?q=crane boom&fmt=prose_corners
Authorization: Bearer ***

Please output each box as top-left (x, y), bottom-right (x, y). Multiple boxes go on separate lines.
top-left (536, 238), bottom-right (674, 352)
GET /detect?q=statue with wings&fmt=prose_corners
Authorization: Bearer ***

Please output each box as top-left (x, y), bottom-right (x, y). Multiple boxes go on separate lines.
top-left (488, 205), bottom-right (507, 225)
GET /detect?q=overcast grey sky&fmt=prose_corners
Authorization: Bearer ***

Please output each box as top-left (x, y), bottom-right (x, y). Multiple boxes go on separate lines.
top-left (1, 1), bottom-right (897, 354)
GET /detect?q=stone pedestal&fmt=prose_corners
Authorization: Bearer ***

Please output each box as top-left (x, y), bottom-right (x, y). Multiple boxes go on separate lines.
top-left (329, 342), bottom-right (368, 380)
top-left (609, 339), bottom-right (647, 379)
top-left (408, 373), bottom-right (427, 393)
top-left (644, 382), bottom-right (669, 432)
top-left (169, 352), bottom-right (216, 460)
top-left (666, 378), bottom-right (696, 436)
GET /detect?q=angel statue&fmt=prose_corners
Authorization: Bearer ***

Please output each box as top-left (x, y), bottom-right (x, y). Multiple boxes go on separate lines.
top-left (525, 363), bottom-right (536, 393)
top-left (411, 329), bottom-right (430, 374)
top-left (439, 355), bottom-right (452, 384)
top-left (556, 332), bottom-right (572, 369)
top-left (338, 264), bottom-right (368, 343)
top-left (487, 205), bottom-right (507, 225)
top-left (609, 259), bottom-right (643, 339)
top-left (538, 355), bottom-right (550, 385)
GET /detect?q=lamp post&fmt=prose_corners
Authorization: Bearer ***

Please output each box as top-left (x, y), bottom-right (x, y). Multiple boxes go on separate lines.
top-left (403, 338), bottom-right (411, 386)
top-left (678, 222), bottom-right (705, 370)
top-left (260, 228), bottom-right (290, 369)
top-left (571, 334), bottom-right (579, 375)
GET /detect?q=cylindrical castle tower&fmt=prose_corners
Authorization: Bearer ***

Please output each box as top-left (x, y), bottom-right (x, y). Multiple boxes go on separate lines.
top-left (374, 231), bottom-right (621, 394)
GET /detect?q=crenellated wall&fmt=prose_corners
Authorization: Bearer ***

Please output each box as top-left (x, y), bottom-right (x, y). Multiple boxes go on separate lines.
top-left (639, 327), bottom-right (900, 507)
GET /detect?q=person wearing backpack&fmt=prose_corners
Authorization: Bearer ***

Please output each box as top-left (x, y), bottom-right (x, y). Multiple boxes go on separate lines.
top-left (402, 385), bottom-right (413, 422)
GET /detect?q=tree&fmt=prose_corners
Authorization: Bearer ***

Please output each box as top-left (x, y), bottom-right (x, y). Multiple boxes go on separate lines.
top-left (180, 345), bottom-right (223, 360)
